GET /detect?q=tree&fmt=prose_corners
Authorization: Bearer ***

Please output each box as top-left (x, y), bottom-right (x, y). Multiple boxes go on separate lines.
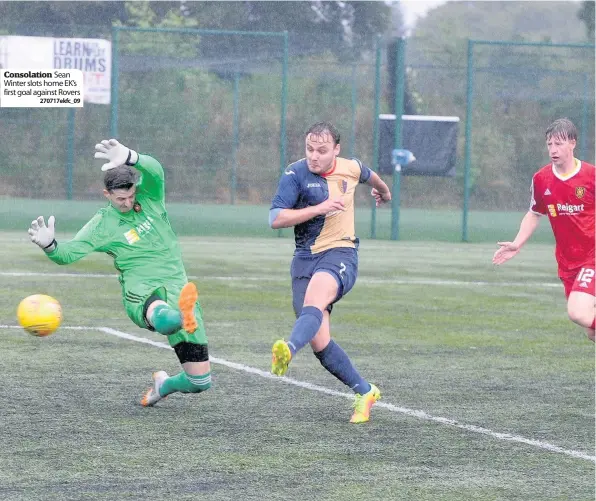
top-left (1, 1), bottom-right (391, 56)
top-left (0, 2), bottom-right (127, 36)
top-left (183, 1), bottom-right (391, 59)
top-left (406, 1), bottom-right (594, 210)
top-left (578, 1), bottom-right (595, 41)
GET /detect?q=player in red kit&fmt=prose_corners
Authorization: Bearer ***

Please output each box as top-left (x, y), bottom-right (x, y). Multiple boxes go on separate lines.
top-left (493, 118), bottom-right (595, 341)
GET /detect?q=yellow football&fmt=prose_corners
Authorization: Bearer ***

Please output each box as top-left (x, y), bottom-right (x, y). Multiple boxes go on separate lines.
top-left (17, 294), bottom-right (62, 337)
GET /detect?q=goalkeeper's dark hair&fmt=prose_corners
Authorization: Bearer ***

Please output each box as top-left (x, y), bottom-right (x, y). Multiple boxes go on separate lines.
top-left (104, 166), bottom-right (138, 192)
top-left (306, 121), bottom-right (340, 145)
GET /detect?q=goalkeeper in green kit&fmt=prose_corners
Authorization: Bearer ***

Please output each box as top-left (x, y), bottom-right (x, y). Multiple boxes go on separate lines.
top-left (27, 139), bottom-right (211, 407)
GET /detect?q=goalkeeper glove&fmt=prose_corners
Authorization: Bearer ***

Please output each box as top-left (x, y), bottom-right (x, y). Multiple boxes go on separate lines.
top-left (94, 138), bottom-right (139, 171)
top-left (28, 216), bottom-right (56, 252)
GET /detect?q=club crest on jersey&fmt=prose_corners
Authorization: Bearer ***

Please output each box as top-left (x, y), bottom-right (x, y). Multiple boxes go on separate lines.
top-left (575, 186), bottom-right (585, 199)
top-left (337, 179), bottom-right (348, 194)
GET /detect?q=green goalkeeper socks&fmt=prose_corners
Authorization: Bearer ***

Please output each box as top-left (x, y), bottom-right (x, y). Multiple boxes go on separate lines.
top-left (150, 304), bottom-right (182, 335)
top-left (159, 371), bottom-right (212, 397)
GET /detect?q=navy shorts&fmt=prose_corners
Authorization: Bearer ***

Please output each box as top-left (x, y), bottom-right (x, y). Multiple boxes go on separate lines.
top-left (290, 247), bottom-right (358, 317)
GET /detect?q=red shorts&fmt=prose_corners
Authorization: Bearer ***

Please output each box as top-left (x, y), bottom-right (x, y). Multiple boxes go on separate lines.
top-left (560, 265), bottom-right (596, 299)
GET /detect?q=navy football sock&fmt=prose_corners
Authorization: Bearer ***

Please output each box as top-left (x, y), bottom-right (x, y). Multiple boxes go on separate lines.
top-left (314, 340), bottom-right (371, 395)
top-left (287, 306), bottom-right (323, 355)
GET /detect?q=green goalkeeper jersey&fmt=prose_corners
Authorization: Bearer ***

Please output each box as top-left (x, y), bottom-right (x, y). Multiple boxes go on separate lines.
top-left (46, 154), bottom-right (188, 290)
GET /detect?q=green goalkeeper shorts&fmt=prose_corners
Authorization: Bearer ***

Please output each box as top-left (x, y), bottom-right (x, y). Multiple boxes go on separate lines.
top-left (122, 282), bottom-right (207, 347)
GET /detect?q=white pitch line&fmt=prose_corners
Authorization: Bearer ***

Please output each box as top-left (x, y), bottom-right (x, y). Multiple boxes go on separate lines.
top-left (1, 324), bottom-right (592, 462)
top-left (0, 271), bottom-right (562, 288)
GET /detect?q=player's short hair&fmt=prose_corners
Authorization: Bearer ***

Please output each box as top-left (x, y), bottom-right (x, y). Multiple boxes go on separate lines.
top-left (545, 118), bottom-right (577, 142)
top-left (306, 122), bottom-right (340, 145)
top-left (104, 166), bottom-right (138, 192)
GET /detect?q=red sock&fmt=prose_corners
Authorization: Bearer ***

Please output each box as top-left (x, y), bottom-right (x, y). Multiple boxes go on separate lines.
top-left (591, 319), bottom-right (595, 330)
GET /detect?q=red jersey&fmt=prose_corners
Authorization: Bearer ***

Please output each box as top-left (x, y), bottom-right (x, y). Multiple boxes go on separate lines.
top-left (529, 159), bottom-right (595, 275)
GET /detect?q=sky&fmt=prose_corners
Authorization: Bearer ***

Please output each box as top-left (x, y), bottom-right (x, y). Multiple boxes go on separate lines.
top-left (398, 0), bottom-right (583, 31)
top-left (398, 0), bottom-right (448, 30)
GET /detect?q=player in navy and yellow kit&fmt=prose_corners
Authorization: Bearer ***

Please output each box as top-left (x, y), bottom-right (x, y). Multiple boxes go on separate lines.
top-left (27, 139), bottom-right (211, 406)
top-left (269, 122), bottom-right (392, 423)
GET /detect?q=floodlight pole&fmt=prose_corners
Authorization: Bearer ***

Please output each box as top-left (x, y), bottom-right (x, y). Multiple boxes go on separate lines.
top-left (391, 162), bottom-right (402, 241)
top-left (231, 70), bottom-right (240, 205)
top-left (462, 40), bottom-right (474, 243)
top-left (370, 35), bottom-right (382, 239)
top-left (391, 37), bottom-right (406, 241)
top-left (66, 108), bottom-right (75, 200)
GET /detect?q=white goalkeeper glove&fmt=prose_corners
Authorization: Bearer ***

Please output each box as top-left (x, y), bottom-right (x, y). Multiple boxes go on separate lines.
top-left (28, 216), bottom-right (56, 252)
top-left (94, 138), bottom-right (139, 171)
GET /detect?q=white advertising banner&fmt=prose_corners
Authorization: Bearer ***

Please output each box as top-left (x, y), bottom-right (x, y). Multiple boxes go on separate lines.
top-left (0, 35), bottom-right (111, 104)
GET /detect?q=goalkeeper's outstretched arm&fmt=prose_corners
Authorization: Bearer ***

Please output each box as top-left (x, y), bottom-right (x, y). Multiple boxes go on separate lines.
top-left (132, 154), bottom-right (165, 201)
top-left (28, 213), bottom-right (108, 265)
top-left (94, 138), bottom-right (165, 201)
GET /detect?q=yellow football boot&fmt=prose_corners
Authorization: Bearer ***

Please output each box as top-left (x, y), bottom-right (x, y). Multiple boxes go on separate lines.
top-left (349, 384), bottom-right (381, 423)
top-left (271, 339), bottom-right (292, 376)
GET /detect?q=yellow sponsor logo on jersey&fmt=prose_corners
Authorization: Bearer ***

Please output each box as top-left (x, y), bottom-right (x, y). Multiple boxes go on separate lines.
top-left (124, 229), bottom-right (140, 244)
top-left (547, 204), bottom-right (557, 217)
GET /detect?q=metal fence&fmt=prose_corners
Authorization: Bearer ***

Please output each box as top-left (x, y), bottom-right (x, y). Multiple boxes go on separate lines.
top-left (1, 24), bottom-right (594, 241)
top-left (110, 26), bottom-right (288, 205)
top-left (461, 40), bottom-right (595, 240)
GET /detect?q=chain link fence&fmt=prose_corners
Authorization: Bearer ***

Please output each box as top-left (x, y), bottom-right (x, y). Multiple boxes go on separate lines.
top-left (1, 24), bottom-right (594, 240)
top-left (463, 40), bottom-right (595, 213)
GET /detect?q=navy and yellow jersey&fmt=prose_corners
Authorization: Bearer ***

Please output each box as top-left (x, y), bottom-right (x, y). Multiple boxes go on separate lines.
top-left (270, 157), bottom-right (372, 256)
